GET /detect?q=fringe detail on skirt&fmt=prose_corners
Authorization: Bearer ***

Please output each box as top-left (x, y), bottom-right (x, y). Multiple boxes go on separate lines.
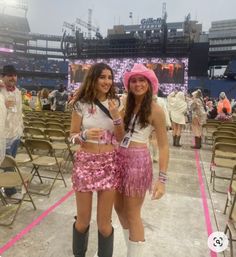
top-left (116, 147), bottom-right (153, 197)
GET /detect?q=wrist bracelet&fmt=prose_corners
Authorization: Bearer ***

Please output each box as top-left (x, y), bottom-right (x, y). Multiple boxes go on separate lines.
top-left (158, 171), bottom-right (167, 184)
top-left (113, 118), bottom-right (122, 126)
top-left (80, 130), bottom-right (87, 142)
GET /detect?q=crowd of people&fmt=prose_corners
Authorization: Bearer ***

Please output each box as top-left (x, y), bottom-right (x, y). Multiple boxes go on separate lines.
top-left (0, 62), bottom-right (236, 257)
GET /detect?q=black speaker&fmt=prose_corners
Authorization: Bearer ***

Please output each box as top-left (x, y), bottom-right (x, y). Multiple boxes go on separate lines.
top-left (188, 43), bottom-right (209, 77)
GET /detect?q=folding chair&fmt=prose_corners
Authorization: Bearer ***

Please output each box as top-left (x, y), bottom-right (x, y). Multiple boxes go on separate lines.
top-left (15, 140), bottom-right (39, 167)
top-left (202, 123), bottom-right (219, 144)
top-left (212, 131), bottom-right (236, 141)
top-left (24, 127), bottom-right (46, 139)
top-left (44, 128), bottom-right (74, 170)
top-left (214, 136), bottom-right (236, 145)
top-left (28, 121), bottom-right (47, 129)
top-left (217, 127), bottom-right (236, 134)
top-left (46, 122), bottom-right (65, 131)
top-left (25, 139), bottom-right (67, 196)
top-left (210, 143), bottom-right (236, 193)
top-left (0, 155), bottom-right (36, 226)
top-left (224, 165), bottom-right (236, 214)
top-left (224, 192), bottom-right (236, 257)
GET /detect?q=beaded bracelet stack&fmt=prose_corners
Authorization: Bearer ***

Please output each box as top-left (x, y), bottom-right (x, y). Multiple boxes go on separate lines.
top-left (70, 130), bottom-right (88, 144)
top-left (113, 118), bottom-right (122, 126)
top-left (158, 171), bottom-right (167, 184)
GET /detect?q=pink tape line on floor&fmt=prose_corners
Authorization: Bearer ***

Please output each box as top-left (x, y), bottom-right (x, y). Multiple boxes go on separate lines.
top-left (0, 190), bottom-right (74, 255)
top-left (194, 147), bottom-right (217, 257)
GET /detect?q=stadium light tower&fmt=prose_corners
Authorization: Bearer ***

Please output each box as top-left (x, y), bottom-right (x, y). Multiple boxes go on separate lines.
top-left (1, 0), bottom-right (28, 16)
top-left (76, 16), bottom-right (102, 39)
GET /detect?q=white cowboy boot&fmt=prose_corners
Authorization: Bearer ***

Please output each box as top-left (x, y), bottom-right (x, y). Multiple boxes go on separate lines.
top-left (122, 229), bottom-right (129, 247)
top-left (127, 240), bottom-right (145, 257)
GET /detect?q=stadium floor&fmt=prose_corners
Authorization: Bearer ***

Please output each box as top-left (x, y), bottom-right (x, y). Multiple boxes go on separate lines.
top-left (0, 129), bottom-right (235, 257)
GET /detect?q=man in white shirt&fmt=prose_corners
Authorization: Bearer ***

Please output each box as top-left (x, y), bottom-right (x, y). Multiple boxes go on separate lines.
top-left (0, 65), bottom-right (23, 196)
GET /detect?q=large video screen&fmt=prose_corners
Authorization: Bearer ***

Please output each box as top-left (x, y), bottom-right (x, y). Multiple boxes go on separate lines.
top-left (68, 57), bottom-right (188, 96)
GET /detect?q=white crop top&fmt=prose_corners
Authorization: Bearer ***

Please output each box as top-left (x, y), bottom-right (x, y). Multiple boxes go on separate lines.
top-left (74, 99), bottom-right (123, 144)
top-left (126, 115), bottom-right (154, 144)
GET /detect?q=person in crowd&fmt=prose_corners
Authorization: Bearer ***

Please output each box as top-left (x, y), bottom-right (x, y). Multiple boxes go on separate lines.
top-left (0, 79), bottom-right (7, 165)
top-left (0, 65), bottom-right (24, 196)
top-left (215, 107), bottom-right (233, 122)
top-left (217, 92), bottom-right (231, 114)
top-left (206, 99), bottom-right (218, 119)
top-left (150, 90), bottom-right (171, 162)
top-left (70, 63), bottom-right (124, 257)
top-left (50, 84), bottom-right (68, 112)
top-left (156, 89), bottom-right (171, 129)
top-left (167, 90), bottom-right (187, 146)
top-left (115, 64), bottom-right (169, 256)
top-left (190, 89), bottom-right (207, 149)
top-left (21, 89), bottom-right (33, 111)
top-left (70, 63), bottom-right (85, 84)
top-left (38, 88), bottom-right (51, 111)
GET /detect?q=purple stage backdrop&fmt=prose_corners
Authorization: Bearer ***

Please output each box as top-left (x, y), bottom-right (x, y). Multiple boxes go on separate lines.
top-left (68, 57), bottom-right (188, 96)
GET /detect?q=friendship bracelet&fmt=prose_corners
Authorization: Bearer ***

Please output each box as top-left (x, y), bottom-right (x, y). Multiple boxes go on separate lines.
top-left (70, 134), bottom-right (82, 145)
top-left (158, 171), bottom-right (167, 184)
top-left (113, 118), bottom-right (122, 126)
top-left (159, 171), bottom-right (167, 178)
top-left (80, 130), bottom-right (88, 142)
top-left (70, 130), bottom-right (88, 144)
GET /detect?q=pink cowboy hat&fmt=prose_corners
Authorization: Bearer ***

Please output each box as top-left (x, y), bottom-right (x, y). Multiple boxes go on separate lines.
top-left (123, 63), bottom-right (159, 94)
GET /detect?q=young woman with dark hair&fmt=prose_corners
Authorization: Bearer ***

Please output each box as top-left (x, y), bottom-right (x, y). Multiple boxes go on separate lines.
top-left (115, 64), bottom-right (169, 257)
top-left (70, 62), bottom-right (124, 257)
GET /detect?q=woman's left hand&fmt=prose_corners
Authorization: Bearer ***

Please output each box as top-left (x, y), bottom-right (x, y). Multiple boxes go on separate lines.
top-left (151, 180), bottom-right (165, 200)
top-left (108, 99), bottom-right (120, 120)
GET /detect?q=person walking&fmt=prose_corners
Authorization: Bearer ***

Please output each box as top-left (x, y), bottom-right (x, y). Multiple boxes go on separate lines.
top-left (115, 63), bottom-right (169, 257)
top-left (167, 91), bottom-right (187, 147)
top-left (190, 89), bottom-right (207, 149)
top-left (70, 63), bottom-right (124, 257)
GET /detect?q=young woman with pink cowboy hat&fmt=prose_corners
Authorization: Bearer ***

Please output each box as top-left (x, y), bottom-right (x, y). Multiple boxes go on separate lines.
top-left (115, 63), bottom-right (169, 257)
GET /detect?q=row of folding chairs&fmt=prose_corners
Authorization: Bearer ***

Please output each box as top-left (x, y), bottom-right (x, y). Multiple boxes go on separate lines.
top-left (203, 122), bottom-right (236, 144)
top-left (24, 121), bottom-right (71, 131)
top-left (23, 127), bottom-right (78, 164)
top-left (224, 183), bottom-right (236, 257)
top-left (0, 155), bottom-right (36, 226)
top-left (209, 138), bottom-right (236, 256)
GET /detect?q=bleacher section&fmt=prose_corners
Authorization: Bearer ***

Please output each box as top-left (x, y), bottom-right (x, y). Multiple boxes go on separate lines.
top-left (0, 13), bottom-right (30, 33)
top-left (0, 54), bottom-right (68, 73)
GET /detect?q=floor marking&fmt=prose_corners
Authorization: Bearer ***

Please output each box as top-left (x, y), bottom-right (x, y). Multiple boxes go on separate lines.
top-left (0, 190), bottom-right (74, 255)
top-left (194, 147), bottom-right (217, 257)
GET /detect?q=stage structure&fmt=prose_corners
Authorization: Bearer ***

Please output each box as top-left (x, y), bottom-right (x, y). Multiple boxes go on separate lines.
top-left (68, 57), bottom-right (188, 96)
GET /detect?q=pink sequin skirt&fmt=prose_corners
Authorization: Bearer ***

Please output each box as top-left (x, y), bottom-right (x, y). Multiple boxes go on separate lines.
top-left (72, 150), bottom-right (120, 192)
top-left (117, 147), bottom-right (153, 197)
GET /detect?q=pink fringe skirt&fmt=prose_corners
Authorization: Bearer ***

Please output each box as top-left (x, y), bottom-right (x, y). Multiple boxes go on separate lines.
top-left (72, 150), bottom-right (120, 192)
top-left (117, 147), bottom-right (153, 197)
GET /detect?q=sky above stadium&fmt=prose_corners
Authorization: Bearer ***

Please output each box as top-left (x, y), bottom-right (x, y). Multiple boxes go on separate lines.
top-left (25, 0), bottom-right (236, 37)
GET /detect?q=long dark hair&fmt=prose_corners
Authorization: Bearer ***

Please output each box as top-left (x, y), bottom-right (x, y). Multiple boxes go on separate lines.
top-left (73, 63), bottom-right (117, 104)
top-left (124, 80), bottom-right (153, 130)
